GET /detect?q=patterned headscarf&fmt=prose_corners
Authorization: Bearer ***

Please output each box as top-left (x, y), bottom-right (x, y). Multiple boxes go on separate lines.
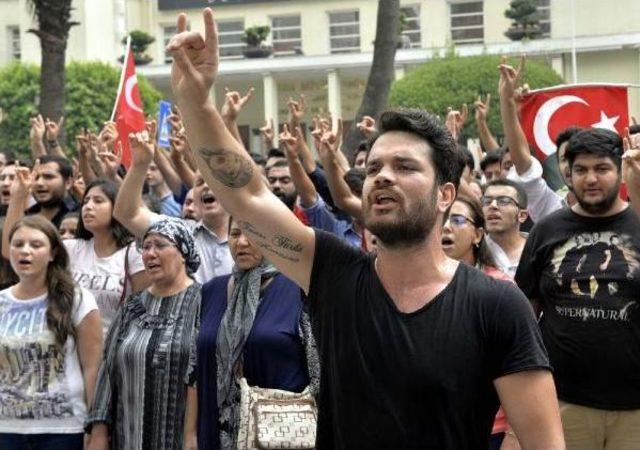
top-left (142, 218), bottom-right (201, 275)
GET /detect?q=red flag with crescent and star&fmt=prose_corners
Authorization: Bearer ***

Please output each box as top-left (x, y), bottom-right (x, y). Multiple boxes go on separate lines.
top-left (112, 40), bottom-right (146, 168)
top-left (519, 84), bottom-right (629, 162)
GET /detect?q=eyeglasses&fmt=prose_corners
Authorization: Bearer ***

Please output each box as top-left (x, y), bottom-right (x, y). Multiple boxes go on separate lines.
top-left (480, 195), bottom-right (521, 208)
top-left (140, 241), bottom-right (174, 253)
top-left (446, 214), bottom-right (476, 227)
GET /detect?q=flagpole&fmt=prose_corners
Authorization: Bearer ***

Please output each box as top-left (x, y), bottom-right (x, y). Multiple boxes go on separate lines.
top-left (110, 35), bottom-right (131, 122)
top-left (570, 0), bottom-right (578, 84)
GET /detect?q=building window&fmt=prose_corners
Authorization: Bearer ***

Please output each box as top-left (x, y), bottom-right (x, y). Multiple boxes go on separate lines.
top-left (271, 15), bottom-right (302, 56)
top-left (163, 25), bottom-right (177, 63)
top-left (218, 19), bottom-right (245, 59)
top-left (400, 5), bottom-right (421, 49)
top-left (7, 26), bottom-right (20, 61)
top-left (450, 1), bottom-right (484, 44)
top-left (536, 0), bottom-right (551, 37)
top-left (329, 11), bottom-right (360, 54)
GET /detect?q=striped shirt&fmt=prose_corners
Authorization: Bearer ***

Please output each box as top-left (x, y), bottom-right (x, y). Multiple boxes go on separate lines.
top-left (86, 283), bottom-right (201, 450)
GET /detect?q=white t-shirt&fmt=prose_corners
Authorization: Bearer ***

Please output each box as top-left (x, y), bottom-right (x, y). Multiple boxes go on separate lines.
top-left (0, 286), bottom-right (98, 433)
top-left (64, 239), bottom-right (145, 335)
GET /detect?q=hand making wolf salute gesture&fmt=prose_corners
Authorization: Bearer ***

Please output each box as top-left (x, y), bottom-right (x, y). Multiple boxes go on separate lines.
top-left (166, 8), bottom-right (315, 290)
top-left (167, 9), bottom-right (564, 449)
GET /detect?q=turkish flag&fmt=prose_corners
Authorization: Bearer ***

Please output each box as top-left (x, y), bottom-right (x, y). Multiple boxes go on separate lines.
top-left (519, 85), bottom-right (629, 162)
top-left (113, 47), bottom-right (146, 168)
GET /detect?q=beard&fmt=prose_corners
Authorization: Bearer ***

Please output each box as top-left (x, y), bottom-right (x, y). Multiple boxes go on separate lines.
top-left (364, 185), bottom-right (438, 250)
top-left (575, 182), bottom-right (620, 215)
top-left (274, 190), bottom-right (298, 210)
top-left (38, 193), bottom-right (65, 209)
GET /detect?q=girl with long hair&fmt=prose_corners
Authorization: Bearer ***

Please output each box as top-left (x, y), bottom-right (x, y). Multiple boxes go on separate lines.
top-left (0, 216), bottom-right (102, 450)
top-left (64, 179), bottom-right (149, 334)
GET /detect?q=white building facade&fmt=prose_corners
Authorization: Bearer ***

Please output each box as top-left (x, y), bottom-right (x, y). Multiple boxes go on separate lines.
top-left (1, 0), bottom-right (639, 153)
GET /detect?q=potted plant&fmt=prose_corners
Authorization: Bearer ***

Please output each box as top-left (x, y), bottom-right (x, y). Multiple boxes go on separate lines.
top-left (242, 25), bottom-right (272, 58)
top-left (119, 30), bottom-right (155, 65)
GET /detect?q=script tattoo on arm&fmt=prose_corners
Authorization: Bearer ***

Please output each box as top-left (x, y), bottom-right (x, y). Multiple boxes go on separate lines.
top-left (199, 148), bottom-right (254, 188)
top-left (238, 221), bottom-right (304, 263)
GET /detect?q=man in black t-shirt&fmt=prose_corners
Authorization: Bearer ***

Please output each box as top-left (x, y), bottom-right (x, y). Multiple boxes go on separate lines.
top-left (165, 10), bottom-right (564, 449)
top-left (516, 128), bottom-right (640, 449)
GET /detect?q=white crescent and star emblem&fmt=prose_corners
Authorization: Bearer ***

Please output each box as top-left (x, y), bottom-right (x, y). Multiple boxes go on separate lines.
top-left (125, 74), bottom-right (143, 113)
top-left (533, 95), bottom-right (620, 156)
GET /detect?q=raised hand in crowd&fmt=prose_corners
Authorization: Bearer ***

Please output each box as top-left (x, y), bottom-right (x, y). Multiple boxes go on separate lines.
top-left (98, 121), bottom-right (119, 152)
top-left (98, 141), bottom-right (123, 185)
top-left (623, 126), bottom-right (640, 217)
top-left (260, 118), bottom-right (275, 150)
top-left (44, 116), bottom-right (65, 157)
top-left (287, 93), bottom-right (305, 128)
top-left (356, 115), bottom-right (377, 138)
top-left (29, 114), bottom-right (47, 158)
top-left (444, 103), bottom-right (468, 141)
top-left (280, 123), bottom-right (317, 207)
top-left (474, 94), bottom-right (500, 152)
top-left (221, 86), bottom-right (254, 145)
top-left (1, 161), bottom-right (35, 259)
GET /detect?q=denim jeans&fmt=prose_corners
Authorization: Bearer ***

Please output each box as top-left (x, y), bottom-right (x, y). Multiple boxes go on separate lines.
top-left (0, 433), bottom-right (83, 450)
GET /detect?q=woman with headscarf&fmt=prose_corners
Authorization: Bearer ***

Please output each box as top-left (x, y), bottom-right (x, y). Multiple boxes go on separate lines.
top-left (85, 218), bottom-right (202, 450)
top-left (184, 216), bottom-right (319, 450)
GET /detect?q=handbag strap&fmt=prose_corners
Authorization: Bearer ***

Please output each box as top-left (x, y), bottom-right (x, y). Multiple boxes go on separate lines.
top-left (119, 242), bottom-right (132, 305)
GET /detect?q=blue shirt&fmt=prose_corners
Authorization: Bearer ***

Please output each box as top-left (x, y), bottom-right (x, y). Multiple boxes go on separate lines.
top-left (303, 195), bottom-right (362, 248)
top-left (157, 192), bottom-right (182, 217)
top-left (197, 273), bottom-right (309, 450)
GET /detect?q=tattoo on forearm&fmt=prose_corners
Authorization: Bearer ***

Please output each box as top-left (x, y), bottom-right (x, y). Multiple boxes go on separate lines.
top-left (272, 235), bottom-right (303, 253)
top-left (198, 148), bottom-right (253, 188)
top-left (238, 221), bottom-right (267, 240)
top-left (257, 242), bottom-right (300, 262)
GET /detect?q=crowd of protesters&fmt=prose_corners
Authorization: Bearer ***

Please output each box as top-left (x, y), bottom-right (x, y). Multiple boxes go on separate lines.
top-left (0, 7), bottom-right (640, 450)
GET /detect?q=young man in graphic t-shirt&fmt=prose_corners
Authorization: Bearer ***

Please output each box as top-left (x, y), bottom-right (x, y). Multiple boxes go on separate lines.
top-left (163, 10), bottom-right (565, 449)
top-left (516, 128), bottom-right (640, 449)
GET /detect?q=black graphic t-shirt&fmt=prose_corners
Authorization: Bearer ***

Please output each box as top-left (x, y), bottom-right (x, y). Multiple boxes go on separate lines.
top-left (308, 230), bottom-right (550, 450)
top-left (516, 207), bottom-right (640, 410)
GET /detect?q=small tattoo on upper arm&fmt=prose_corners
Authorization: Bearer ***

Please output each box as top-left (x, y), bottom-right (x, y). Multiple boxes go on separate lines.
top-left (198, 148), bottom-right (253, 188)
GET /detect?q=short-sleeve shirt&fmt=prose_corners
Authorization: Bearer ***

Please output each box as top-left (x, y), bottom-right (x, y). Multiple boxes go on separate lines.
top-left (0, 286), bottom-right (98, 433)
top-left (308, 230), bottom-right (550, 449)
top-left (65, 238), bottom-right (145, 335)
top-left (515, 206), bottom-right (640, 410)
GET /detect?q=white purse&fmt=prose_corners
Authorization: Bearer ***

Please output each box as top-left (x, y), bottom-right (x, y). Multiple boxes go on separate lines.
top-left (236, 377), bottom-right (317, 450)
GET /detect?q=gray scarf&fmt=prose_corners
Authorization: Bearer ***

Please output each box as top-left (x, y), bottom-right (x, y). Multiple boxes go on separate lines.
top-left (216, 260), bottom-right (279, 449)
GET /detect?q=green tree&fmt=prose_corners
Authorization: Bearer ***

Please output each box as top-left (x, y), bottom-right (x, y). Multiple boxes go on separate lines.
top-left (121, 30), bottom-right (156, 65)
top-left (389, 54), bottom-right (564, 141)
top-left (504, 0), bottom-right (543, 41)
top-left (0, 61), bottom-right (162, 157)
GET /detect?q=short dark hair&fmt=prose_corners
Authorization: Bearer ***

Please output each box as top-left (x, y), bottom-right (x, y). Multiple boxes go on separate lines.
top-left (3, 158), bottom-right (32, 169)
top-left (459, 145), bottom-right (475, 172)
top-left (480, 150), bottom-right (504, 172)
top-left (372, 108), bottom-right (464, 189)
top-left (565, 128), bottom-right (623, 171)
top-left (484, 178), bottom-right (528, 209)
top-left (267, 148), bottom-right (284, 159)
top-left (555, 127), bottom-right (583, 161)
top-left (266, 159), bottom-right (290, 174)
top-left (75, 179), bottom-right (134, 248)
top-left (0, 150), bottom-right (16, 161)
top-left (343, 168), bottom-right (365, 198)
top-left (39, 155), bottom-right (73, 180)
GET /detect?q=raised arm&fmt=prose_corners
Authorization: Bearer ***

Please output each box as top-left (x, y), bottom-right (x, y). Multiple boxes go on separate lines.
top-left (498, 56), bottom-right (533, 175)
top-left (112, 132), bottom-right (156, 238)
top-left (316, 120), bottom-right (363, 222)
top-left (1, 163), bottom-right (32, 260)
top-left (623, 129), bottom-right (640, 217)
top-left (167, 8), bottom-right (314, 291)
top-left (221, 87), bottom-right (254, 147)
top-left (169, 131), bottom-right (197, 187)
top-left (281, 124), bottom-right (317, 207)
top-left (44, 116), bottom-right (67, 158)
top-left (474, 94), bottom-right (500, 152)
top-left (29, 114), bottom-right (47, 159)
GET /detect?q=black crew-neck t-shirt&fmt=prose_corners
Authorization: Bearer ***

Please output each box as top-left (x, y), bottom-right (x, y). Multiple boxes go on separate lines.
top-left (308, 230), bottom-right (550, 450)
top-left (515, 207), bottom-right (640, 410)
